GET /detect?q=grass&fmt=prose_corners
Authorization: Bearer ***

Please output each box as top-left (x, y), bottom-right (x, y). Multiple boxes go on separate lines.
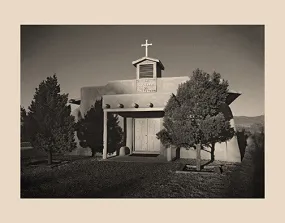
top-left (21, 130), bottom-right (264, 198)
top-left (21, 143), bottom-right (264, 198)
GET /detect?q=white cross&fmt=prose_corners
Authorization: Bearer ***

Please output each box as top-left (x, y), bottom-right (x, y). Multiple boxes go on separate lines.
top-left (141, 39), bottom-right (152, 57)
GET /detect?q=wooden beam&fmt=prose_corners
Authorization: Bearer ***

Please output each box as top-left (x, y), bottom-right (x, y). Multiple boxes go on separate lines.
top-left (104, 107), bottom-right (164, 112)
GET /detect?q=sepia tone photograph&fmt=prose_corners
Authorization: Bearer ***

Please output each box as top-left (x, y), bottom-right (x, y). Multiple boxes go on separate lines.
top-left (20, 25), bottom-right (264, 198)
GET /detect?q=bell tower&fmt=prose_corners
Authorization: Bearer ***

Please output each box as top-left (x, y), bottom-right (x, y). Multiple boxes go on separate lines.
top-left (132, 39), bottom-right (165, 80)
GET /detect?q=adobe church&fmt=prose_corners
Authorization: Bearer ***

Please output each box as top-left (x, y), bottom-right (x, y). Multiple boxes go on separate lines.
top-left (70, 40), bottom-right (242, 163)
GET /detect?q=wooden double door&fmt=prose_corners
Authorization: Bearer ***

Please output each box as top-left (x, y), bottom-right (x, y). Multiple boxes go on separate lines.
top-left (134, 118), bottom-right (161, 152)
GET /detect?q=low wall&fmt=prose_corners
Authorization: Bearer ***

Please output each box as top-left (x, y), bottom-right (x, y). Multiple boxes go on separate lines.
top-left (68, 147), bottom-right (92, 156)
top-left (160, 135), bottom-right (241, 163)
top-left (178, 136), bottom-right (241, 163)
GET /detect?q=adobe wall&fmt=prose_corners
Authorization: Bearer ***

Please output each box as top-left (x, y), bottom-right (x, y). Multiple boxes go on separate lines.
top-left (105, 76), bottom-right (189, 95)
top-left (79, 77), bottom-right (189, 115)
top-left (76, 76), bottom-right (241, 162)
top-left (103, 93), bottom-right (171, 109)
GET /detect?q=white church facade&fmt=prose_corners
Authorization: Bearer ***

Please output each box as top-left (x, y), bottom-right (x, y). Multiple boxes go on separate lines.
top-left (70, 40), bottom-right (242, 163)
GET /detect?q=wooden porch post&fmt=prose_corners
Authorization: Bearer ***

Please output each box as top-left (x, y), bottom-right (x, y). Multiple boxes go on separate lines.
top-left (126, 118), bottom-right (133, 154)
top-left (103, 110), bottom-right (107, 159)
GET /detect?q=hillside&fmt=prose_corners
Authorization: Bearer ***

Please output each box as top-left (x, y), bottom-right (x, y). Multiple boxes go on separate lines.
top-left (234, 115), bottom-right (264, 126)
top-left (234, 115), bottom-right (264, 132)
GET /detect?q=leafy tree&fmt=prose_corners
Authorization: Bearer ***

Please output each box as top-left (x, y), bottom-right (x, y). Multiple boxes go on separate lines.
top-left (25, 75), bottom-right (76, 164)
top-left (157, 69), bottom-right (235, 170)
top-left (76, 99), bottom-right (123, 156)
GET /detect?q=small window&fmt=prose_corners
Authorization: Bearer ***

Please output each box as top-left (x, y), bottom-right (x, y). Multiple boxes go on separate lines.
top-left (139, 64), bottom-right (153, 78)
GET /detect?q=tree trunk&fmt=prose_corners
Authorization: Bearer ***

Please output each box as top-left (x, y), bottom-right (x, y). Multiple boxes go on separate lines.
top-left (196, 143), bottom-right (201, 171)
top-left (91, 148), bottom-right (95, 157)
top-left (211, 143), bottom-right (215, 162)
top-left (48, 150), bottom-right (52, 165)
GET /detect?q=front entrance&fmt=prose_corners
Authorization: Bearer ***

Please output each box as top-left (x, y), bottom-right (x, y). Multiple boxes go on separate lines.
top-left (134, 118), bottom-right (161, 153)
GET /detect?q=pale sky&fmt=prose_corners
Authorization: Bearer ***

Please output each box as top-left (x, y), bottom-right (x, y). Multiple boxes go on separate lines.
top-left (21, 25), bottom-right (264, 116)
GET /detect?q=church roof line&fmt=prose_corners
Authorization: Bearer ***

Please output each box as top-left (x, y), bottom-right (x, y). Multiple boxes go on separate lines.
top-left (69, 89), bottom-right (241, 105)
top-left (132, 56), bottom-right (165, 70)
top-left (107, 76), bottom-right (189, 83)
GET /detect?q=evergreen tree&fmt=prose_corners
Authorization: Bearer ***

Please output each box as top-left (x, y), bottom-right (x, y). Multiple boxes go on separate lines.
top-left (76, 98), bottom-right (123, 156)
top-left (26, 75), bottom-right (76, 164)
top-left (21, 106), bottom-right (26, 123)
top-left (107, 113), bottom-right (124, 154)
top-left (20, 106), bottom-right (28, 142)
top-left (157, 69), bottom-right (235, 170)
top-left (76, 99), bottom-right (104, 156)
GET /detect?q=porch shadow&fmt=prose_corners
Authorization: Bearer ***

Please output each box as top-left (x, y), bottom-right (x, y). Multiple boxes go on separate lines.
top-left (129, 153), bottom-right (159, 157)
top-left (103, 154), bottom-right (168, 163)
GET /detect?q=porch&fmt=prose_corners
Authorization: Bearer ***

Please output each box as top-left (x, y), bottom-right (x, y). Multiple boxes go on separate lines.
top-left (102, 108), bottom-right (166, 160)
